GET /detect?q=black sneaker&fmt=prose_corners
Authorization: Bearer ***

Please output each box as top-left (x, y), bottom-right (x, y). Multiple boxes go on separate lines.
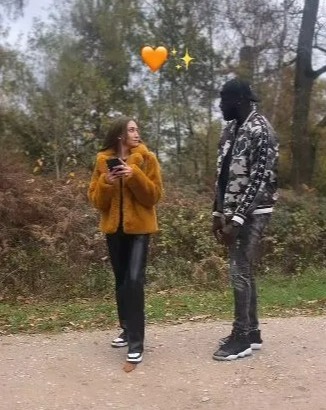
top-left (111, 331), bottom-right (128, 348)
top-left (218, 329), bottom-right (236, 346)
top-left (126, 352), bottom-right (143, 363)
top-left (219, 329), bottom-right (263, 350)
top-left (213, 333), bottom-right (252, 361)
top-left (249, 329), bottom-right (263, 350)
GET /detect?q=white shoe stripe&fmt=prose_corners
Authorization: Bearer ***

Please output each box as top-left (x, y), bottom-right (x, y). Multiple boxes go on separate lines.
top-left (128, 353), bottom-right (141, 358)
top-left (250, 343), bottom-right (262, 350)
top-left (127, 353), bottom-right (143, 363)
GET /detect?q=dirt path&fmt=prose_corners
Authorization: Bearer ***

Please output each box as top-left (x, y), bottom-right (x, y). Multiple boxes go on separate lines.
top-left (0, 316), bottom-right (325, 410)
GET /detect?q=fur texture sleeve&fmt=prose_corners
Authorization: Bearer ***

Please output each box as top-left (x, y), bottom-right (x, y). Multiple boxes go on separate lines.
top-left (87, 155), bottom-right (116, 211)
top-left (124, 152), bottom-right (163, 207)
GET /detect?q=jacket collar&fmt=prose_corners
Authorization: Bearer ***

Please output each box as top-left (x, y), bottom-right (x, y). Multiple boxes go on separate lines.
top-left (103, 143), bottom-right (150, 158)
top-left (229, 109), bottom-right (256, 136)
top-left (241, 109), bottom-right (256, 128)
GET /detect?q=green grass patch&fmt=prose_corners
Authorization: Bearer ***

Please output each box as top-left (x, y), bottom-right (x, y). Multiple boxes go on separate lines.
top-left (0, 269), bottom-right (325, 334)
top-left (259, 267), bottom-right (326, 316)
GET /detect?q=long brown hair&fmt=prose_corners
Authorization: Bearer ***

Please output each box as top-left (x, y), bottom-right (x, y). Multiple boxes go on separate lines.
top-left (101, 116), bottom-right (135, 154)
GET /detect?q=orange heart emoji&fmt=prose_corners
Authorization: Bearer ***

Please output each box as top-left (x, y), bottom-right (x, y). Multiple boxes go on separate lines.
top-left (141, 46), bottom-right (168, 72)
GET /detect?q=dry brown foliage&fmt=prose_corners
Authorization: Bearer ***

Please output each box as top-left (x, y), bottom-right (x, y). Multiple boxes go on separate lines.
top-left (0, 154), bottom-right (105, 260)
top-left (0, 153), bottom-right (107, 297)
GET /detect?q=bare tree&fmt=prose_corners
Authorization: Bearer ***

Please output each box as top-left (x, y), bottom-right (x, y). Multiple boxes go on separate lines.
top-left (0, 0), bottom-right (26, 19)
top-left (221, 0), bottom-right (281, 81)
top-left (270, 0), bottom-right (297, 123)
top-left (291, 0), bottom-right (326, 188)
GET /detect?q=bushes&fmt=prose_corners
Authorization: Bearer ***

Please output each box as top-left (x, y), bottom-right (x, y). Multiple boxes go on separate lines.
top-left (148, 185), bottom-right (228, 289)
top-left (1, 157), bottom-right (325, 300)
top-left (151, 185), bottom-right (326, 284)
top-left (0, 154), bottom-right (107, 298)
top-left (263, 190), bottom-right (326, 274)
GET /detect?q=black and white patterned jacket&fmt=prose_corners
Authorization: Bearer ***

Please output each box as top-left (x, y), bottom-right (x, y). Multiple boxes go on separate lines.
top-left (213, 110), bottom-right (279, 225)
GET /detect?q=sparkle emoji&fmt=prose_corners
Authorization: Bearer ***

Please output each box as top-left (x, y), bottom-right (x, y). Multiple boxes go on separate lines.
top-left (141, 46), bottom-right (168, 72)
top-left (171, 47), bottom-right (178, 57)
top-left (180, 48), bottom-right (194, 70)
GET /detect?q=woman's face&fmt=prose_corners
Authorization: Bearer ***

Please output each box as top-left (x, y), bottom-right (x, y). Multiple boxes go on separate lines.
top-left (122, 120), bottom-right (140, 149)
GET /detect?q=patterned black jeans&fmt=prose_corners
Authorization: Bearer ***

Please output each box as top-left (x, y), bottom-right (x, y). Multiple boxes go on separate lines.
top-left (229, 214), bottom-right (271, 334)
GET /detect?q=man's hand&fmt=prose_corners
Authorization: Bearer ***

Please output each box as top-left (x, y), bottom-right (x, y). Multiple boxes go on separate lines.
top-left (221, 221), bottom-right (241, 246)
top-left (212, 216), bottom-right (224, 241)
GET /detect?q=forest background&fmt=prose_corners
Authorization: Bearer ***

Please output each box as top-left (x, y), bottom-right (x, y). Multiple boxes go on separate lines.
top-left (0, 0), bottom-right (326, 320)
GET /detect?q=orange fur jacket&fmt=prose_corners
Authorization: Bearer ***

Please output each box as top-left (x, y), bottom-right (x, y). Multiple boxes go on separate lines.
top-left (88, 143), bottom-right (163, 234)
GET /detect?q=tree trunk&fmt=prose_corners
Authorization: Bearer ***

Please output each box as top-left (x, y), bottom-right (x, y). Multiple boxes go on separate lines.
top-left (205, 0), bottom-right (214, 176)
top-left (238, 46), bottom-right (255, 82)
top-left (181, 78), bottom-right (199, 183)
top-left (271, 0), bottom-right (289, 123)
top-left (170, 81), bottom-right (182, 176)
top-left (290, 0), bottom-right (319, 189)
top-left (154, 71), bottom-right (163, 158)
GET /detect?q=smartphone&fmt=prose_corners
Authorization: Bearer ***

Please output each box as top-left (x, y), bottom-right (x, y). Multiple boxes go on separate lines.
top-left (106, 157), bottom-right (122, 171)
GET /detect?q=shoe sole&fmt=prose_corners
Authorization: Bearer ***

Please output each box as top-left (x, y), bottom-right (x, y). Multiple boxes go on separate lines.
top-left (213, 347), bottom-right (252, 361)
top-left (111, 341), bottom-right (128, 348)
top-left (251, 343), bottom-right (262, 350)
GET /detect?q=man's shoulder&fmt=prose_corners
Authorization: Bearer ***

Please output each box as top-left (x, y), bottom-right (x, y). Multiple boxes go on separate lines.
top-left (247, 112), bottom-right (277, 137)
top-left (247, 111), bottom-right (268, 127)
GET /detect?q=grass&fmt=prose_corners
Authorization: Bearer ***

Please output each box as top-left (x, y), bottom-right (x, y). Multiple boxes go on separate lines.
top-left (0, 269), bottom-right (325, 334)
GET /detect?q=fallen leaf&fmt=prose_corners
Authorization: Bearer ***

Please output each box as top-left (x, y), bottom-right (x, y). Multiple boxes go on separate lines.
top-left (123, 362), bottom-right (137, 373)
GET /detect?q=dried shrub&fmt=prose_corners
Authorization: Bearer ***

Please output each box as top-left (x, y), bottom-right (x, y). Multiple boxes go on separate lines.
top-left (0, 154), bottom-right (107, 297)
top-left (262, 189), bottom-right (326, 274)
top-left (1, 155), bottom-right (325, 300)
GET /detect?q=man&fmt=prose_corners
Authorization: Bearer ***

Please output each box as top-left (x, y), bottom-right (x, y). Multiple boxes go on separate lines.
top-left (212, 78), bottom-right (279, 361)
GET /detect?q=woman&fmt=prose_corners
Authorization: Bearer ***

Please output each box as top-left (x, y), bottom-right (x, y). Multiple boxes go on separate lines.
top-left (88, 116), bottom-right (163, 364)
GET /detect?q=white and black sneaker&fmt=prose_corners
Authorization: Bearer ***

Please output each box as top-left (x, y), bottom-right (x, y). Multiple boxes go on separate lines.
top-left (111, 331), bottom-right (128, 348)
top-left (219, 329), bottom-right (263, 350)
top-left (218, 329), bottom-right (237, 346)
top-left (248, 329), bottom-right (263, 350)
top-left (213, 333), bottom-right (252, 361)
top-left (249, 329), bottom-right (263, 350)
top-left (126, 352), bottom-right (143, 363)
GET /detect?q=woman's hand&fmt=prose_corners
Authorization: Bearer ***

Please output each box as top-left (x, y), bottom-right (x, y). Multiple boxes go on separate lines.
top-left (107, 158), bottom-right (133, 183)
top-left (113, 160), bottom-right (133, 178)
top-left (106, 168), bottom-right (121, 184)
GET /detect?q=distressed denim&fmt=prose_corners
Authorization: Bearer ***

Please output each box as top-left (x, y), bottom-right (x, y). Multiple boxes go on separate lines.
top-left (229, 214), bottom-right (271, 334)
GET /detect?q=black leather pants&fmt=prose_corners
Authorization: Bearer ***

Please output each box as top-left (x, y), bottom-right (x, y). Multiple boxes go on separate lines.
top-left (106, 232), bottom-right (150, 354)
